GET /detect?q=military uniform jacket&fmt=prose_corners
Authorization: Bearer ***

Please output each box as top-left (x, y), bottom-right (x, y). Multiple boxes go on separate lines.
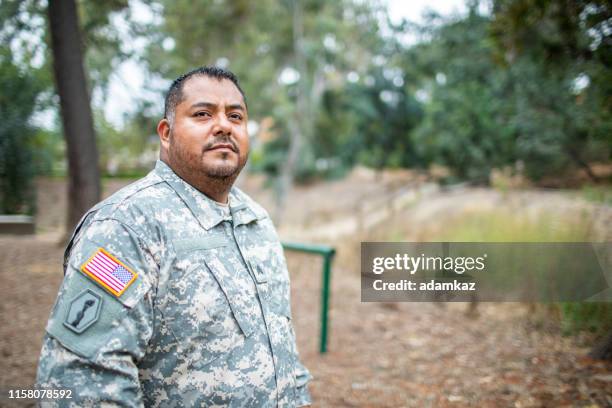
top-left (36, 160), bottom-right (312, 407)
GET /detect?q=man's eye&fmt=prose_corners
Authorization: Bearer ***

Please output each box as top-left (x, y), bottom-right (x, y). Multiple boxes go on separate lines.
top-left (229, 113), bottom-right (243, 120)
top-left (195, 111), bottom-right (211, 117)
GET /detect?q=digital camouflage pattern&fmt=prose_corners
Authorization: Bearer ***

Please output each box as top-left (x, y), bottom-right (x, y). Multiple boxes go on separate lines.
top-left (36, 160), bottom-right (312, 407)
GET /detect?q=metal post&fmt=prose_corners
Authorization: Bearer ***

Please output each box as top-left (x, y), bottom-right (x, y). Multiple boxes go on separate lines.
top-left (320, 252), bottom-right (333, 353)
top-left (282, 242), bottom-right (335, 354)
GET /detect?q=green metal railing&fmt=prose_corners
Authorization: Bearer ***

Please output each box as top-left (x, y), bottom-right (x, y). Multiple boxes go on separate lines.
top-left (282, 241), bottom-right (335, 354)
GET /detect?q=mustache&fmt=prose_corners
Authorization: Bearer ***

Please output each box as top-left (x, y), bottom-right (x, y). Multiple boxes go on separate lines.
top-left (203, 136), bottom-right (239, 153)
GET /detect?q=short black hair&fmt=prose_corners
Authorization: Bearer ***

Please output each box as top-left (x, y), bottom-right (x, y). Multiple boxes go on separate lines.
top-left (164, 66), bottom-right (247, 123)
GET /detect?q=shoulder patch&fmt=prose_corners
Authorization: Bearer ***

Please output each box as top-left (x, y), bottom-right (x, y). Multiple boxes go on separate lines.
top-left (80, 248), bottom-right (138, 297)
top-left (63, 289), bottom-right (103, 334)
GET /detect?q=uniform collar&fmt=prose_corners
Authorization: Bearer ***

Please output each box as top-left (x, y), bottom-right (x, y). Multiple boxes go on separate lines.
top-left (153, 160), bottom-right (262, 230)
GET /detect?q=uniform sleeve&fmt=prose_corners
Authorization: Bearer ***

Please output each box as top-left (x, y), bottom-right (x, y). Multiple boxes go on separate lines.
top-left (294, 343), bottom-right (313, 406)
top-left (36, 218), bottom-right (157, 407)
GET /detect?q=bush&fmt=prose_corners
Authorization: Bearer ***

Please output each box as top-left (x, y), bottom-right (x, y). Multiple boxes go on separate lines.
top-left (0, 52), bottom-right (45, 214)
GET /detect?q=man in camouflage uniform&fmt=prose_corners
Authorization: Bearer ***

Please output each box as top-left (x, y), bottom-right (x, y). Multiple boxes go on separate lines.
top-left (36, 66), bottom-right (312, 407)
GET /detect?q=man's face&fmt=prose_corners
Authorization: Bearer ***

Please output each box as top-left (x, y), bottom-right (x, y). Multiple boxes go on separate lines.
top-left (162, 76), bottom-right (249, 182)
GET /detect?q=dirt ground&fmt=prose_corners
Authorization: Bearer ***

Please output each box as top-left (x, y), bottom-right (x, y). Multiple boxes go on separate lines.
top-left (1, 172), bottom-right (611, 407)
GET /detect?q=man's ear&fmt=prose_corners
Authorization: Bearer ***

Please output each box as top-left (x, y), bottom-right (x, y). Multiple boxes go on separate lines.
top-left (157, 118), bottom-right (171, 152)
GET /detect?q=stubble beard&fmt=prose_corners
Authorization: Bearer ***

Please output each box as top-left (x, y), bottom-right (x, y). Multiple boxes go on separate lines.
top-left (203, 151), bottom-right (242, 179)
top-left (168, 132), bottom-right (248, 191)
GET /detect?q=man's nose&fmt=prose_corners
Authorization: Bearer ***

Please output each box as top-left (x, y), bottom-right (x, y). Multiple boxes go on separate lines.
top-left (212, 113), bottom-right (232, 135)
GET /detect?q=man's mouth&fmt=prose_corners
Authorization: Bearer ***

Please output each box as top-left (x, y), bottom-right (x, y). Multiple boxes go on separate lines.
top-left (207, 143), bottom-right (236, 153)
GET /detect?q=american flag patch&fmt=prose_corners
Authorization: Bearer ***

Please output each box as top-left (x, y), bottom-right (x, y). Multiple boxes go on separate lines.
top-left (80, 248), bottom-right (137, 297)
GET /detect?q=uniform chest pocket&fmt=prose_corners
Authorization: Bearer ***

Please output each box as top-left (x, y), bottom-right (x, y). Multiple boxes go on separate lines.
top-left (162, 246), bottom-right (258, 361)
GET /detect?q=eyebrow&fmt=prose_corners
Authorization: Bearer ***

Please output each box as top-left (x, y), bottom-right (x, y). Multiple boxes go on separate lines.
top-left (189, 102), bottom-right (245, 112)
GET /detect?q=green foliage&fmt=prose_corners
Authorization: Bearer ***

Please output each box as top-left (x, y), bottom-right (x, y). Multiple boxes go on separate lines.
top-left (1, 0), bottom-right (132, 104)
top-left (80, 0), bottom-right (131, 95)
top-left (402, 2), bottom-right (611, 183)
top-left (579, 184), bottom-right (612, 205)
top-left (0, 0), bottom-right (138, 185)
top-left (0, 49), bottom-right (46, 214)
top-left (314, 75), bottom-right (424, 171)
top-left (1, 0), bottom-right (610, 191)
top-left (560, 302), bottom-right (612, 335)
top-left (403, 11), bottom-right (519, 182)
top-left (490, 0), bottom-right (611, 180)
top-left (110, 0), bottom-right (611, 185)
top-left (93, 103), bottom-right (162, 177)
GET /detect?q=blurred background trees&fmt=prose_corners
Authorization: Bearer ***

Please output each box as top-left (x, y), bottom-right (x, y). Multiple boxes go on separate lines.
top-left (0, 0), bottom-right (610, 359)
top-left (491, 0), bottom-right (611, 181)
top-left (2, 0), bottom-right (609, 215)
top-left (0, 48), bottom-right (45, 215)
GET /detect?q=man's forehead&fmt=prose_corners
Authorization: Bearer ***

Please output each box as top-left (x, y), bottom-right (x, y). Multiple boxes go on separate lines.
top-left (180, 76), bottom-right (245, 106)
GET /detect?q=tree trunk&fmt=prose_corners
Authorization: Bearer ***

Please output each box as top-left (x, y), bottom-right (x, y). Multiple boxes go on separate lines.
top-left (566, 146), bottom-right (599, 183)
top-left (275, 118), bottom-right (304, 226)
top-left (274, 0), bottom-right (308, 225)
top-left (47, 0), bottom-right (100, 233)
top-left (589, 330), bottom-right (612, 361)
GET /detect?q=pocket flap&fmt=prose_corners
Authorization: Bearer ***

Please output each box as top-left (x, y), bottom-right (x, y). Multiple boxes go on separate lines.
top-left (204, 258), bottom-right (257, 337)
top-left (248, 260), bottom-right (268, 284)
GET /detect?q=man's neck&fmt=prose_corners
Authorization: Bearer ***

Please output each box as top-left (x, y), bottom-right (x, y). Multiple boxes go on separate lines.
top-left (194, 176), bottom-right (234, 204)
